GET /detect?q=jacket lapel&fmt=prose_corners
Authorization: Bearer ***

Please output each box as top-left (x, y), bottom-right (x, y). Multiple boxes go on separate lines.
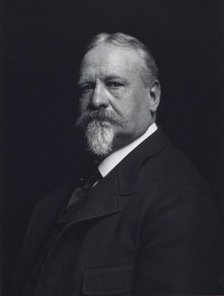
top-left (58, 171), bottom-right (121, 225)
top-left (16, 173), bottom-right (122, 290)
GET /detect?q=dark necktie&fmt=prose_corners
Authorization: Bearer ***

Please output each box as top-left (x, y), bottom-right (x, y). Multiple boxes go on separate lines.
top-left (82, 169), bottom-right (102, 192)
top-left (66, 169), bottom-right (102, 209)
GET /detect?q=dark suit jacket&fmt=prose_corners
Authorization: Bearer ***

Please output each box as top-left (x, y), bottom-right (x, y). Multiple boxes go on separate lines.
top-left (15, 128), bottom-right (221, 296)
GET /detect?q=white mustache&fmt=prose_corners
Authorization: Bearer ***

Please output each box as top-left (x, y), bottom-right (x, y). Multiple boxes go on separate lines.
top-left (76, 109), bottom-right (126, 128)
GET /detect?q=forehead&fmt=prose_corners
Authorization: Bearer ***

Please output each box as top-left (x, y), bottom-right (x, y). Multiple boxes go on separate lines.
top-left (79, 44), bottom-right (143, 80)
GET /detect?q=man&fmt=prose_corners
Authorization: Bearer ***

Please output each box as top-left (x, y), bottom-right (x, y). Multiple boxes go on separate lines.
top-left (15, 33), bottom-right (220, 295)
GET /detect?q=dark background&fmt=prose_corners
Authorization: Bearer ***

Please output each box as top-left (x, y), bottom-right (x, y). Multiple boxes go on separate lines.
top-left (1, 0), bottom-right (224, 295)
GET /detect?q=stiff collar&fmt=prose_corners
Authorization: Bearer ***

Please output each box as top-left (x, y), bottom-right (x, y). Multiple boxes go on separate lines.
top-left (98, 123), bottom-right (158, 178)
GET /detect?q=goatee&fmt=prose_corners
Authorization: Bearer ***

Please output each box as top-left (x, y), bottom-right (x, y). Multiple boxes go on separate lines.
top-left (76, 109), bottom-right (126, 158)
top-left (85, 120), bottom-right (114, 157)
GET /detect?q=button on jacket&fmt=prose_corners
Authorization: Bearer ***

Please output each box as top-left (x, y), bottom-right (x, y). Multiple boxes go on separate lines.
top-left (15, 128), bottom-right (221, 296)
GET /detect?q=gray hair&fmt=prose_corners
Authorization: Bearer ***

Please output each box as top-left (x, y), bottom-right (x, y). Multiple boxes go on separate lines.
top-left (83, 32), bottom-right (159, 86)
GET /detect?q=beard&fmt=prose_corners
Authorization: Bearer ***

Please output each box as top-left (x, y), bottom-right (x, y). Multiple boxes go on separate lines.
top-left (85, 120), bottom-right (114, 157)
top-left (76, 109), bottom-right (127, 158)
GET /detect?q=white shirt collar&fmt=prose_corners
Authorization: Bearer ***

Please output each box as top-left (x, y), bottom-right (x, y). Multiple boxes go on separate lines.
top-left (98, 123), bottom-right (158, 177)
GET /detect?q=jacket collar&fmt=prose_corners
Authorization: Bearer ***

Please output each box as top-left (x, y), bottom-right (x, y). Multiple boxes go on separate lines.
top-left (116, 127), bottom-right (170, 195)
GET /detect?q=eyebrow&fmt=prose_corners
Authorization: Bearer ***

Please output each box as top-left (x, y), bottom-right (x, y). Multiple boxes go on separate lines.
top-left (104, 75), bottom-right (126, 81)
top-left (78, 74), bottom-right (128, 85)
top-left (78, 80), bottom-right (93, 86)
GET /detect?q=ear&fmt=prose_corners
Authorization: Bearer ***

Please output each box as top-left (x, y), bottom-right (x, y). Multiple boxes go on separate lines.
top-left (148, 80), bottom-right (161, 112)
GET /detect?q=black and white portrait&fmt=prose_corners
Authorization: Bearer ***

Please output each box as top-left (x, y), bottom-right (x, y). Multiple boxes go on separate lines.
top-left (1, 0), bottom-right (224, 295)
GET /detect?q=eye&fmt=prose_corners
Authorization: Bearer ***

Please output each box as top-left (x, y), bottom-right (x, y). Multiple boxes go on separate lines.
top-left (79, 83), bottom-right (95, 94)
top-left (106, 81), bottom-right (124, 88)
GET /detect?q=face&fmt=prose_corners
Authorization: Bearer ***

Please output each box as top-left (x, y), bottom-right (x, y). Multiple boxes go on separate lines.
top-left (76, 43), bottom-right (160, 157)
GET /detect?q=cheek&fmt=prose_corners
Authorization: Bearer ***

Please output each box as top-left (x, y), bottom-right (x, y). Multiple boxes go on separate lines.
top-left (113, 103), bottom-right (136, 124)
top-left (121, 94), bottom-right (140, 117)
top-left (79, 96), bottom-right (90, 112)
top-left (109, 91), bottom-right (134, 115)
top-left (125, 96), bottom-right (148, 123)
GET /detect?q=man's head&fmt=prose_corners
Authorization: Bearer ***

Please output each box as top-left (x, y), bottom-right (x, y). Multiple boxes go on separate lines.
top-left (76, 32), bottom-right (161, 159)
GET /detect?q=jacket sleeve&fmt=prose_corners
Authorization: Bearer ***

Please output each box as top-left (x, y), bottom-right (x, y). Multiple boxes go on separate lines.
top-left (133, 186), bottom-right (221, 295)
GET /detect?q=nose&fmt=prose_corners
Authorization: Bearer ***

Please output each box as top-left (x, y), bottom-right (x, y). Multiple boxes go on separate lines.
top-left (91, 82), bottom-right (109, 109)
